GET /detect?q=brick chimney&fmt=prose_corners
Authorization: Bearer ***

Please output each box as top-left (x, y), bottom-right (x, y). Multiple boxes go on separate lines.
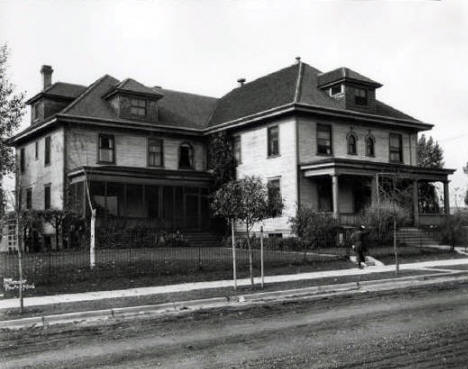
top-left (40, 65), bottom-right (53, 90)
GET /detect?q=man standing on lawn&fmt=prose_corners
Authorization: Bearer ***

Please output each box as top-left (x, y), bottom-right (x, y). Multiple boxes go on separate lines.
top-left (351, 225), bottom-right (368, 269)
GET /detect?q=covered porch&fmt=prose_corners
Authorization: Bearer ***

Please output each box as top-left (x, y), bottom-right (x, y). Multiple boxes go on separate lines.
top-left (68, 166), bottom-right (213, 231)
top-left (300, 158), bottom-right (455, 227)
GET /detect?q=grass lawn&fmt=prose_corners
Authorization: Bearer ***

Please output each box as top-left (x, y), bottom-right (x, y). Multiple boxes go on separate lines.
top-left (0, 268), bottom-right (442, 321)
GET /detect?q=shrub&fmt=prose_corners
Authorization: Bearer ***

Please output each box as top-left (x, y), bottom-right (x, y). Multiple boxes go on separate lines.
top-left (359, 200), bottom-right (410, 244)
top-left (289, 207), bottom-right (340, 248)
top-left (439, 213), bottom-right (467, 249)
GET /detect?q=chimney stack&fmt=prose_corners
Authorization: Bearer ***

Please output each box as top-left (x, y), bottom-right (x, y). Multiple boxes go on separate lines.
top-left (295, 56), bottom-right (301, 64)
top-left (40, 65), bottom-right (53, 90)
top-left (237, 78), bottom-right (246, 87)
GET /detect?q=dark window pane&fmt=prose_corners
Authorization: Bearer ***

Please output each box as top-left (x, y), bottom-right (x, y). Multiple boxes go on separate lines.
top-left (366, 137), bottom-right (375, 156)
top-left (107, 182), bottom-right (125, 216)
top-left (347, 135), bottom-right (357, 155)
top-left (148, 138), bottom-right (163, 167)
top-left (44, 185), bottom-right (51, 210)
top-left (179, 144), bottom-right (193, 169)
top-left (20, 148), bottom-right (25, 173)
top-left (44, 136), bottom-right (51, 165)
top-left (267, 126), bottom-right (279, 156)
top-left (389, 134), bottom-right (403, 163)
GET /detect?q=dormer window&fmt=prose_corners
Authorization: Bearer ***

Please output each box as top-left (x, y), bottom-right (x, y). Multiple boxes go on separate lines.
top-left (130, 98), bottom-right (147, 117)
top-left (354, 88), bottom-right (368, 105)
top-left (329, 84), bottom-right (342, 97)
top-left (32, 102), bottom-right (41, 122)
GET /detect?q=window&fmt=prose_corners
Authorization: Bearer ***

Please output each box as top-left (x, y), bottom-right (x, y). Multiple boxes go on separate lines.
top-left (35, 141), bottom-right (39, 160)
top-left (44, 184), bottom-right (51, 210)
top-left (179, 143), bottom-right (193, 169)
top-left (44, 136), bottom-right (51, 166)
top-left (130, 98), bottom-right (146, 117)
top-left (317, 124), bottom-right (332, 155)
top-left (233, 136), bottom-right (241, 164)
top-left (20, 148), bottom-right (25, 173)
top-left (267, 178), bottom-right (282, 217)
top-left (366, 135), bottom-right (375, 157)
top-left (26, 188), bottom-right (32, 210)
top-left (347, 133), bottom-right (357, 155)
top-left (98, 134), bottom-right (115, 163)
top-left (33, 102), bottom-right (41, 121)
top-left (267, 126), bottom-right (279, 157)
top-left (354, 88), bottom-right (367, 105)
top-left (389, 133), bottom-right (403, 163)
top-left (330, 84), bottom-right (342, 96)
top-left (148, 138), bottom-right (163, 167)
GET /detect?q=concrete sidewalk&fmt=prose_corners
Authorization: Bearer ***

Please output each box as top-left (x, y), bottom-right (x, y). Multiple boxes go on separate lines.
top-left (1, 257), bottom-right (468, 311)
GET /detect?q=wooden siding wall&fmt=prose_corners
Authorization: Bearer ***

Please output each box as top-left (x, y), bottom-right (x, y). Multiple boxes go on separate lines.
top-left (66, 127), bottom-right (207, 172)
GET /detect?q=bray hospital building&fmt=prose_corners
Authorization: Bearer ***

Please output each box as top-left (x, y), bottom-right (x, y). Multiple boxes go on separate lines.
top-left (9, 59), bottom-right (454, 249)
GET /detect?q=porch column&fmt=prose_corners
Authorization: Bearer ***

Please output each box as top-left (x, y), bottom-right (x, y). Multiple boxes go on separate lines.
top-left (443, 181), bottom-right (450, 215)
top-left (332, 174), bottom-right (339, 219)
top-left (413, 179), bottom-right (419, 227)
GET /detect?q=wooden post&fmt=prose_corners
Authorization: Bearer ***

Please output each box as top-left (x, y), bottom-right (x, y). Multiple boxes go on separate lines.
top-left (260, 226), bottom-right (264, 289)
top-left (90, 208), bottom-right (96, 269)
top-left (231, 219), bottom-right (237, 290)
top-left (413, 179), bottom-right (419, 226)
top-left (443, 181), bottom-right (450, 215)
top-left (332, 174), bottom-right (339, 220)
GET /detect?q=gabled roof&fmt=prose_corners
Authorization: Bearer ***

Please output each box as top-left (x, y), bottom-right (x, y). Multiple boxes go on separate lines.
top-left (26, 82), bottom-right (86, 104)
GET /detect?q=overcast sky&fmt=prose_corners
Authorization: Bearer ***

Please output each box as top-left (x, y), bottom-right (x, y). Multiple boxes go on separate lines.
top-left (1, 0), bottom-right (467, 205)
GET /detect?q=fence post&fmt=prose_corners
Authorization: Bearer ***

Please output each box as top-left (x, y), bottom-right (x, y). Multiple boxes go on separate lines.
top-left (260, 226), bottom-right (264, 289)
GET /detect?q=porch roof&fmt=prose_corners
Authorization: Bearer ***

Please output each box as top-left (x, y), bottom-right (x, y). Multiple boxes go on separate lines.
top-left (68, 166), bottom-right (213, 187)
top-left (300, 158), bottom-right (455, 182)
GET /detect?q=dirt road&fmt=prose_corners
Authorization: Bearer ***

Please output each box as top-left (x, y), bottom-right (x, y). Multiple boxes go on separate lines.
top-left (2, 283), bottom-right (468, 368)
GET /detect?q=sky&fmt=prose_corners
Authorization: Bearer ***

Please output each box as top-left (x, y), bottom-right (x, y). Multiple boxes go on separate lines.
top-left (1, 0), bottom-right (468, 205)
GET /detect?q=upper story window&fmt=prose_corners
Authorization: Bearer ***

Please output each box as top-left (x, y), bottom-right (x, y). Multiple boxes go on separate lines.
top-left (44, 184), bottom-right (51, 210)
top-left (347, 133), bottom-right (358, 155)
top-left (98, 134), bottom-right (115, 163)
top-left (267, 178), bottom-right (282, 218)
top-left (366, 134), bottom-right (375, 157)
top-left (35, 141), bottom-right (39, 160)
top-left (26, 188), bottom-right (32, 210)
top-left (148, 138), bottom-right (163, 167)
top-left (233, 136), bottom-right (241, 164)
top-left (20, 148), bottom-right (25, 173)
top-left (317, 124), bottom-right (332, 155)
top-left (130, 98), bottom-right (147, 117)
top-left (389, 133), bottom-right (403, 163)
top-left (329, 84), bottom-right (342, 97)
top-left (44, 136), bottom-right (51, 166)
top-left (267, 126), bottom-right (279, 157)
top-left (179, 143), bottom-right (193, 169)
top-left (354, 88), bottom-right (368, 105)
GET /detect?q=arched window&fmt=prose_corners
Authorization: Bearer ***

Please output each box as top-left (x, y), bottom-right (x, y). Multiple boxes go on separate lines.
top-left (179, 143), bottom-right (194, 169)
top-left (366, 134), bottom-right (375, 157)
top-left (347, 132), bottom-right (357, 155)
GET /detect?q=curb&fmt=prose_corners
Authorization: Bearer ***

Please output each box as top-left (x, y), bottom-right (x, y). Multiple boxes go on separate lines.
top-left (1, 272), bottom-right (467, 331)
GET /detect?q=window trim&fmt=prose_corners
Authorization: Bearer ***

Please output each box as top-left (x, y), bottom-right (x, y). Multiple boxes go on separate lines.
top-left (316, 124), bottom-right (333, 156)
top-left (20, 148), bottom-right (25, 173)
top-left (267, 177), bottom-right (282, 218)
top-left (147, 137), bottom-right (164, 168)
top-left (26, 188), bottom-right (32, 210)
top-left (267, 125), bottom-right (280, 158)
top-left (346, 132), bottom-right (358, 156)
top-left (97, 133), bottom-right (116, 164)
top-left (389, 133), bottom-right (403, 163)
top-left (44, 183), bottom-right (51, 210)
top-left (365, 134), bottom-right (375, 157)
top-left (44, 136), bottom-right (51, 166)
top-left (233, 135), bottom-right (242, 164)
top-left (178, 142), bottom-right (194, 170)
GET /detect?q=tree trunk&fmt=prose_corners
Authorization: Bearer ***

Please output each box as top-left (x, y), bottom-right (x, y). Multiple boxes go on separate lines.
top-left (231, 219), bottom-right (237, 290)
top-left (246, 222), bottom-right (254, 287)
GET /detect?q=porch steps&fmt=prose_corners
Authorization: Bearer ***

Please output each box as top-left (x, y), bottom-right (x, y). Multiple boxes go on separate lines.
top-left (183, 232), bottom-right (223, 248)
top-left (397, 227), bottom-right (440, 247)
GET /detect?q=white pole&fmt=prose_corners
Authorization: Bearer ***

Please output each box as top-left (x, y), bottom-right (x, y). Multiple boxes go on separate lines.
top-left (90, 208), bottom-right (96, 269)
top-left (260, 225), bottom-right (264, 289)
top-left (231, 219), bottom-right (237, 290)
